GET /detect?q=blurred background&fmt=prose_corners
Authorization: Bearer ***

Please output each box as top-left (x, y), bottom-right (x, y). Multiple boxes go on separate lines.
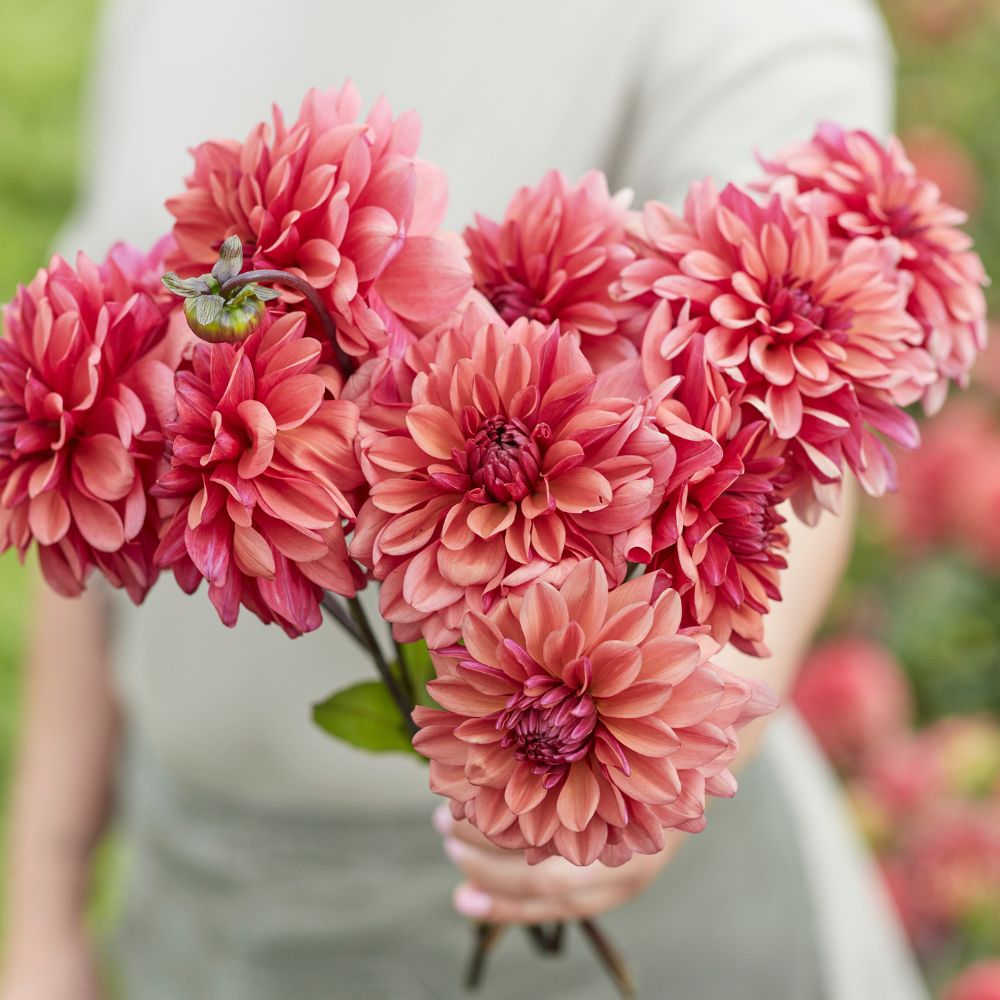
top-left (0, 0), bottom-right (998, 996)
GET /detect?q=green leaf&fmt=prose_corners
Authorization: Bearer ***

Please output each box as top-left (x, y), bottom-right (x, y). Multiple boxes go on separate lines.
top-left (397, 640), bottom-right (441, 709)
top-left (312, 681), bottom-right (415, 754)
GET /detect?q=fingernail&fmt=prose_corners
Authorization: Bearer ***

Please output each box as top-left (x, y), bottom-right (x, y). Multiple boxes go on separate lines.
top-left (455, 884), bottom-right (492, 918)
top-left (444, 837), bottom-right (467, 864)
top-left (433, 804), bottom-right (453, 836)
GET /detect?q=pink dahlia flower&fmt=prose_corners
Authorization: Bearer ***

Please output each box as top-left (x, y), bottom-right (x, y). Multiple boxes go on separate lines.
top-left (649, 418), bottom-right (788, 656)
top-left (153, 312), bottom-right (364, 636)
top-left (413, 559), bottom-right (778, 866)
top-left (351, 312), bottom-right (676, 644)
top-left (166, 83), bottom-right (471, 359)
top-left (791, 637), bottom-right (913, 773)
top-left (759, 123), bottom-right (988, 414)
top-left (895, 804), bottom-right (1000, 942)
top-left (0, 245), bottom-right (187, 601)
top-left (622, 181), bottom-right (933, 518)
top-left (464, 170), bottom-right (645, 371)
top-left (945, 961), bottom-right (1000, 1000)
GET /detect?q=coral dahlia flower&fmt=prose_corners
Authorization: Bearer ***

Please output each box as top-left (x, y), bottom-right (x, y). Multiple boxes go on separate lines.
top-left (153, 312), bottom-right (364, 636)
top-left (351, 313), bottom-right (676, 644)
top-left (464, 170), bottom-right (644, 371)
top-left (412, 559), bottom-right (778, 866)
top-left (166, 83), bottom-right (471, 359)
top-left (623, 181), bottom-right (934, 515)
top-left (759, 123), bottom-right (988, 414)
top-left (0, 245), bottom-right (187, 601)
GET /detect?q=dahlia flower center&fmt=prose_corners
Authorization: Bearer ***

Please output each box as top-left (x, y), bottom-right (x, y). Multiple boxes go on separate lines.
top-left (465, 415), bottom-right (546, 503)
top-left (489, 281), bottom-right (552, 325)
top-left (497, 675), bottom-right (597, 780)
top-left (765, 278), bottom-right (852, 343)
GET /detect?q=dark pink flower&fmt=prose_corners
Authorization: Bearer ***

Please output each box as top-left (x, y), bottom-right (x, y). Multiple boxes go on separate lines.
top-left (153, 312), bottom-right (364, 636)
top-left (620, 180), bottom-right (934, 520)
top-left (648, 417), bottom-right (788, 656)
top-left (792, 638), bottom-right (913, 773)
top-left (166, 84), bottom-right (472, 360)
top-left (0, 243), bottom-right (187, 601)
top-left (412, 559), bottom-right (778, 865)
top-left (759, 123), bottom-right (988, 414)
top-left (351, 310), bottom-right (676, 645)
top-left (945, 961), bottom-right (1000, 1000)
top-left (465, 170), bottom-right (645, 371)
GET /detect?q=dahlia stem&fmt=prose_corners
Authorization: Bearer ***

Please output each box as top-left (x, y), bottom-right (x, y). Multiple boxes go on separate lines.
top-left (580, 919), bottom-right (637, 998)
top-left (346, 595), bottom-right (418, 737)
top-left (464, 922), bottom-right (506, 990)
top-left (319, 593), bottom-right (367, 651)
top-left (219, 269), bottom-right (354, 380)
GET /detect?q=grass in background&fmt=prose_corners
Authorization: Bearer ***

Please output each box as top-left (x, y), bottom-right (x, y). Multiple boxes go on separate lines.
top-left (0, 0), bottom-right (101, 904)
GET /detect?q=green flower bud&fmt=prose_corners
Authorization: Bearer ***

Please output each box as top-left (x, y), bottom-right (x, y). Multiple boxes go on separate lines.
top-left (161, 237), bottom-right (280, 344)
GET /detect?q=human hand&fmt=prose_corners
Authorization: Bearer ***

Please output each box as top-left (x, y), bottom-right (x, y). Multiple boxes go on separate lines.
top-left (0, 928), bottom-right (102, 1000)
top-left (434, 805), bottom-right (682, 924)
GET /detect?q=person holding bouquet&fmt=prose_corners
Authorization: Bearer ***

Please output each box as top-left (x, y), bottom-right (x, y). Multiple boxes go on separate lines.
top-left (0, 1), bottom-right (937, 998)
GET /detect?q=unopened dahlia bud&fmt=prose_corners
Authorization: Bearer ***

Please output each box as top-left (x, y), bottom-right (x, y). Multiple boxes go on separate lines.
top-left (161, 236), bottom-right (279, 344)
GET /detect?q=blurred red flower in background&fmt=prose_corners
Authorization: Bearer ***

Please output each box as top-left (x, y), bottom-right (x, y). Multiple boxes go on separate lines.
top-left (792, 637), bottom-right (913, 771)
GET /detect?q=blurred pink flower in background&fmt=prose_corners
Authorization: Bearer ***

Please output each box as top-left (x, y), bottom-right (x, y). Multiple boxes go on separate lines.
top-left (901, 127), bottom-right (984, 216)
top-left (153, 313), bottom-right (365, 636)
top-left (464, 170), bottom-right (644, 372)
top-left (886, 397), bottom-right (1000, 566)
top-left (413, 559), bottom-right (777, 866)
top-left (0, 242), bottom-right (187, 601)
top-left (166, 84), bottom-right (471, 359)
top-left (759, 123), bottom-right (988, 415)
top-left (791, 637), bottom-right (913, 771)
top-left (890, 803), bottom-right (1000, 946)
top-left (945, 960), bottom-right (1000, 1000)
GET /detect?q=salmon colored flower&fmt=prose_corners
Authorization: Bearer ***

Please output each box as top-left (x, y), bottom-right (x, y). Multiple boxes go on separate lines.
top-left (412, 559), bottom-right (778, 866)
top-left (0, 243), bottom-right (187, 601)
top-left (166, 83), bottom-right (471, 360)
top-left (351, 312), bottom-right (676, 644)
top-left (153, 312), bottom-right (364, 636)
top-left (621, 181), bottom-right (934, 519)
top-left (465, 170), bottom-right (645, 371)
top-left (759, 123), bottom-right (988, 414)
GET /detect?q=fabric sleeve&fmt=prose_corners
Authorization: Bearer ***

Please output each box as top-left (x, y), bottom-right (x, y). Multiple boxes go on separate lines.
top-left (614, 0), bottom-right (896, 207)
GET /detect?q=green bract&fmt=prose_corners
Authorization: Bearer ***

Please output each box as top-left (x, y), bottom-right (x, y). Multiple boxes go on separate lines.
top-left (161, 236), bottom-right (280, 344)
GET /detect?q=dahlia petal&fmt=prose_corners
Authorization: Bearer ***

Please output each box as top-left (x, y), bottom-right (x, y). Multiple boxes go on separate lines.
top-left (74, 433), bottom-right (135, 502)
top-left (377, 236), bottom-right (472, 322)
top-left (588, 641), bottom-right (642, 698)
top-left (233, 523), bottom-right (276, 578)
top-left (68, 491), bottom-right (126, 553)
top-left (557, 761), bottom-right (600, 832)
top-left (27, 489), bottom-right (71, 545)
top-left (505, 762), bottom-right (549, 814)
top-left (406, 405), bottom-right (464, 459)
top-left (598, 681), bottom-right (673, 719)
top-left (549, 468), bottom-right (612, 513)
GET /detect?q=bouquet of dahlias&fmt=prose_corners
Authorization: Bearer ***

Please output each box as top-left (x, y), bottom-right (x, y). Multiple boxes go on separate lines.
top-left (0, 84), bottom-right (987, 994)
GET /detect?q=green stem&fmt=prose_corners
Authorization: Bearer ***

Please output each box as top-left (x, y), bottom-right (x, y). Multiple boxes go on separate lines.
top-left (220, 269), bottom-right (354, 380)
top-left (347, 596), bottom-right (417, 736)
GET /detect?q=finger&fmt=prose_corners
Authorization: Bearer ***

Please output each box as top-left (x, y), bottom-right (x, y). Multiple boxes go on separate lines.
top-left (444, 837), bottom-right (602, 900)
top-left (453, 881), bottom-right (580, 925)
